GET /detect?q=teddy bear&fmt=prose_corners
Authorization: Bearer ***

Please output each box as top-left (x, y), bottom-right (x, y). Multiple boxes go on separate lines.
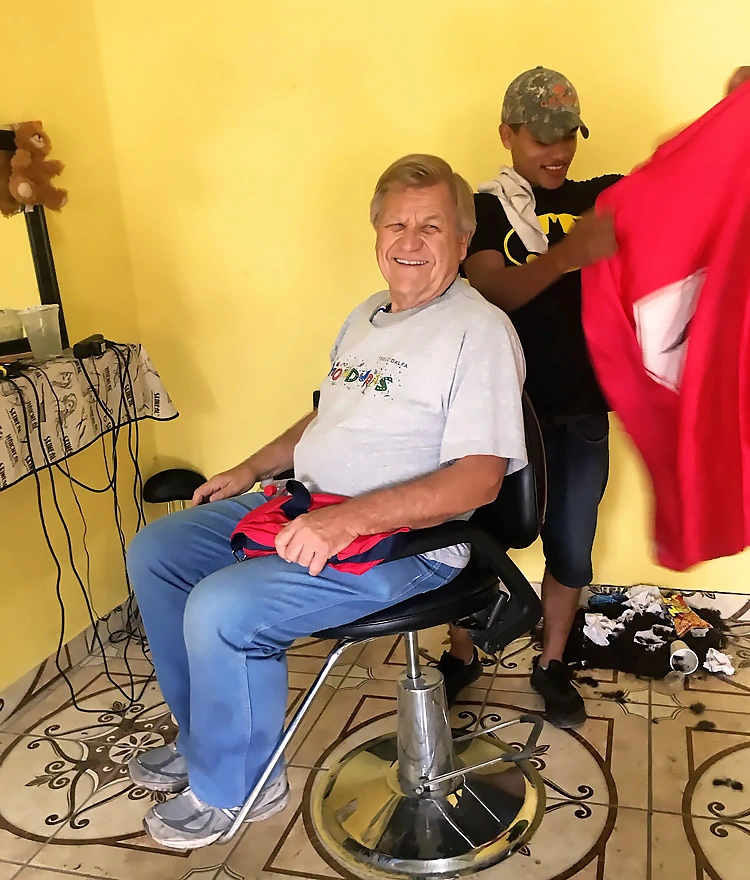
top-left (0, 148), bottom-right (19, 217)
top-left (9, 121), bottom-right (68, 211)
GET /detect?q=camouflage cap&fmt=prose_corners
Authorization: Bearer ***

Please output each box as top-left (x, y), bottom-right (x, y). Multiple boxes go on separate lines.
top-left (502, 66), bottom-right (589, 144)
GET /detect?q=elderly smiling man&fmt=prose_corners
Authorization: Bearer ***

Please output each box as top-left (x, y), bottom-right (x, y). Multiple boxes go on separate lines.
top-left (126, 154), bottom-right (527, 849)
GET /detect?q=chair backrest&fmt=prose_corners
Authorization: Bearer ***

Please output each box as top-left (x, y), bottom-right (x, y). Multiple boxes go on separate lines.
top-left (469, 391), bottom-right (546, 550)
top-left (311, 386), bottom-right (545, 549)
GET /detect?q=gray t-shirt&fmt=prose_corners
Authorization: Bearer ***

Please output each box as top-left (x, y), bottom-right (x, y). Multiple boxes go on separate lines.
top-left (294, 277), bottom-right (527, 567)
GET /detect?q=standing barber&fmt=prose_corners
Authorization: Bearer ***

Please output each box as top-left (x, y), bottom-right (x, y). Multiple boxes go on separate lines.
top-left (439, 65), bottom-right (750, 728)
top-left (438, 67), bottom-right (616, 728)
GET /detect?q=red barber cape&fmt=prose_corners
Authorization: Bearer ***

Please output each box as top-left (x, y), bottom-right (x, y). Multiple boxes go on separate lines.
top-left (581, 82), bottom-right (750, 571)
top-left (230, 480), bottom-right (410, 574)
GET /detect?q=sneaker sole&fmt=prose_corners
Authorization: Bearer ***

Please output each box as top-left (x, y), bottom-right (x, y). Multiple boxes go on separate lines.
top-left (247, 788), bottom-right (290, 823)
top-left (143, 790), bottom-right (291, 851)
top-left (129, 772), bottom-right (189, 794)
top-left (544, 710), bottom-right (587, 730)
top-left (143, 815), bottom-right (225, 851)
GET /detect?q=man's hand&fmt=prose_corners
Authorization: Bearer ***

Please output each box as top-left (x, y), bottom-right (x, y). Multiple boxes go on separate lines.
top-left (654, 67), bottom-right (750, 152)
top-left (554, 210), bottom-right (618, 272)
top-left (192, 462), bottom-right (257, 506)
top-left (727, 66), bottom-right (750, 95)
top-left (275, 506), bottom-right (357, 576)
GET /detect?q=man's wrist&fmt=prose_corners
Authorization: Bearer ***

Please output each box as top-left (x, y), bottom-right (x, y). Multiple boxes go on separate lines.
top-left (335, 496), bottom-right (371, 538)
top-left (549, 240), bottom-right (572, 275)
top-left (239, 457), bottom-right (262, 486)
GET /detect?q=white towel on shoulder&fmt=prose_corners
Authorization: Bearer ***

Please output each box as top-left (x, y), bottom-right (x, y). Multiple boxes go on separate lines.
top-left (478, 166), bottom-right (548, 255)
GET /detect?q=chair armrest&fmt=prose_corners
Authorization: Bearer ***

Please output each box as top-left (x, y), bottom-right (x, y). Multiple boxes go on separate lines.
top-left (388, 521), bottom-right (542, 650)
top-left (262, 487), bottom-right (542, 650)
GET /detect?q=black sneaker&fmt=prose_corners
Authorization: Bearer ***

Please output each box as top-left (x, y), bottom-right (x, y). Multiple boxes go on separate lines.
top-left (436, 648), bottom-right (483, 707)
top-left (530, 657), bottom-right (587, 729)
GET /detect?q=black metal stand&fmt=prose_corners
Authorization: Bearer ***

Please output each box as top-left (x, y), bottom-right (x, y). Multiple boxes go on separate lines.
top-left (25, 205), bottom-right (68, 349)
top-left (0, 128), bottom-right (68, 350)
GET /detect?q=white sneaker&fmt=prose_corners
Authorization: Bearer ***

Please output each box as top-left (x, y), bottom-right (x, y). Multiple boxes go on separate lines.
top-left (129, 742), bottom-right (189, 793)
top-left (143, 770), bottom-right (290, 850)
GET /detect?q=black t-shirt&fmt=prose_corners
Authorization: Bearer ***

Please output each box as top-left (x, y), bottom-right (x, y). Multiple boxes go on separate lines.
top-left (466, 175), bottom-right (622, 421)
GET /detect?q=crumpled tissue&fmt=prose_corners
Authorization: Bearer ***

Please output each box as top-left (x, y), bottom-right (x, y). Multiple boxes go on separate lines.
top-left (583, 613), bottom-right (622, 646)
top-left (704, 648), bottom-right (735, 676)
top-left (625, 585), bottom-right (667, 616)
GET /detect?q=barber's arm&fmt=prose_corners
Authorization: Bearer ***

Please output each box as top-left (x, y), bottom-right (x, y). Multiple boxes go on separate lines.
top-left (464, 210), bottom-right (617, 313)
top-left (275, 455), bottom-right (508, 576)
top-left (192, 411), bottom-right (316, 505)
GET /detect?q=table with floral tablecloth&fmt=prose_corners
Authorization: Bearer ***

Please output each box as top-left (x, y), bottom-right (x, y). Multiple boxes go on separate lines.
top-left (0, 343), bottom-right (177, 490)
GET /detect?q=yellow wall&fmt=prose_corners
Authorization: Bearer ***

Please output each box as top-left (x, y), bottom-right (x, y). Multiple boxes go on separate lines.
top-left (0, 212), bottom-right (39, 311)
top-left (5, 0), bottom-right (749, 689)
top-left (0, 0), bottom-right (151, 689)
top-left (94, 0), bottom-right (750, 594)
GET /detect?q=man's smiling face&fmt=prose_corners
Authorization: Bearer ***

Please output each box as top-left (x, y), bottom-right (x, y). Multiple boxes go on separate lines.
top-left (375, 182), bottom-right (469, 311)
top-left (501, 123), bottom-right (579, 190)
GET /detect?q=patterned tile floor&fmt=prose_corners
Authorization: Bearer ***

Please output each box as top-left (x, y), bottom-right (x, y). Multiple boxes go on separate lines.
top-left (1, 591), bottom-right (749, 880)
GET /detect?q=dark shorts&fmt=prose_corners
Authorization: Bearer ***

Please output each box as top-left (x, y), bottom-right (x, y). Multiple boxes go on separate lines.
top-left (540, 414), bottom-right (610, 588)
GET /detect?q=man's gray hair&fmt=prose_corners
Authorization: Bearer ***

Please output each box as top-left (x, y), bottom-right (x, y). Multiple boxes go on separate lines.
top-left (370, 154), bottom-right (476, 242)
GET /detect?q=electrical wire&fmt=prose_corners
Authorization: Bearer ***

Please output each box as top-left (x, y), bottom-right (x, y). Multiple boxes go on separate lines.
top-left (74, 347), bottom-right (153, 684)
top-left (7, 375), bottom-right (140, 709)
top-left (87, 345), bottom-right (149, 645)
top-left (102, 344), bottom-right (150, 657)
top-left (3, 346), bottom-right (156, 712)
top-left (34, 368), bottom-right (118, 622)
top-left (106, 342), bottom-right (147, 530)
top-left (4, 376), bottom-right (72, 705)
top-left (21, 372), bottom-right (153, 707)
top-left (81, 354), bottom-right (133, 646)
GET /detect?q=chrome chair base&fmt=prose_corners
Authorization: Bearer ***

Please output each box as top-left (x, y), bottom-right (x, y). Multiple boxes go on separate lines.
top-left (309, 728), bottom-right (545, 879)
top-left (309, 633), bottom-right (545, 879)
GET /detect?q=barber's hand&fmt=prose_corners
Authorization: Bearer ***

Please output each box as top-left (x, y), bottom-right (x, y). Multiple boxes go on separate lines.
top-left (726, 66), bottom-right (750, 95)
top-left (653, 68), bottom-right (750, 153)
top-left (555, 210), bottom-right (618, 272)
top-left (275, 506), bottom-right (358, 576)
top-left (192, 462), bottom-right (257, 506)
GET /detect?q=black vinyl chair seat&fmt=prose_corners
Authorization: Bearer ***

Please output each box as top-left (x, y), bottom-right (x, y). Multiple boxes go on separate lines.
top-left (143, 468), bottom-right (207, 504)
top-left (314, 556), bottom-right (499, 641)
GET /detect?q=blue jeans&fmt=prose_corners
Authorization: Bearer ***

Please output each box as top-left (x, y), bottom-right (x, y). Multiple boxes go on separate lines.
top-left (126, 492), bottom-right (460, 808)
top-left (540, 414), bottom-right (610, 588)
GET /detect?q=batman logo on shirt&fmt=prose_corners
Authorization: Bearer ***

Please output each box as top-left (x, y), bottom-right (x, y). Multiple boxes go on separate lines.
top-left (503, 212), bottom-right (580, 266)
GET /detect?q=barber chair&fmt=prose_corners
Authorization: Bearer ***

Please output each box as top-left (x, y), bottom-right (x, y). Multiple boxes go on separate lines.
top-left (218, 392), bottom-right (548, 877)
top-left (142, 467), bottom-right (207, 513)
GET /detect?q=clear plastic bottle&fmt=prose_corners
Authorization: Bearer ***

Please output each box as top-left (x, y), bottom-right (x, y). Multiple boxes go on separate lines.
top-left (654, 669), bottom-right (686, 695)
top-left (259, 478), bottom-right (291, 498)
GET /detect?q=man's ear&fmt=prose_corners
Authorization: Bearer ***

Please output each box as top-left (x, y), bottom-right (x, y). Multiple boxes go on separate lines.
top-left (499, 123), bottom-right (514, 151)
top-left (459, 233), bottom-right (470, 263)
